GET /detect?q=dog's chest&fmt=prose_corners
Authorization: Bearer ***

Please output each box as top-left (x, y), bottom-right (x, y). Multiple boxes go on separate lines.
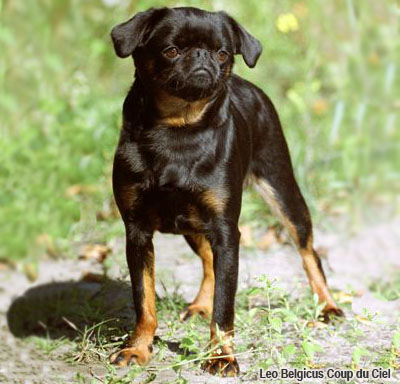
top-left (139, 187), bottom-right (211, 234)
top-left (142, 128), bottom-right (218, 188)
top-left (117, 129), bottom-right (225, 234)
top-left (145, 160), bottom-right (216, 234)
top-left (120, 152), bottom-right (216, 234)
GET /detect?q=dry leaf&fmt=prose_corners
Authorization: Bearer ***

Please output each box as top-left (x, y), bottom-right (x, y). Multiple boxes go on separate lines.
top-left (79, 244), bottom-right (110, 263)
top-left (307, 320), bottom-right (328, 329)
top-left (0, 258), bottom-right (15, 271)
top-left (355, 315), bottom-right (373, 325)
top-left (96, 199), bottom-right (120, 220)
top-left (239, 225), bottom-right (253, 247)
top-left (36, 233), bottom-right (52, 246)
top-left (257, 228), bottom-right (278, 250)
top-left (65, 184), bottom-right (97, 198)
top-left (23, 263), bottom-right (38, 282)
top-left (278, 230), bottom-right (288, 243)
top-left (36, 233), bottom-right (57, 258)
top-left (81, 271), bottom-right (105, 283)
top-left (0, 262), bottom-right (10, 272)
top-left (334, 291), bottom-right (354, 304)
top-left (390, 360), bottom-right (400, 369)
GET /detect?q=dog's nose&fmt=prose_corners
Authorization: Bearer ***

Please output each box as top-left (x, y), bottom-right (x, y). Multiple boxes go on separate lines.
top-left (193, 48), bottom-right (209, 59)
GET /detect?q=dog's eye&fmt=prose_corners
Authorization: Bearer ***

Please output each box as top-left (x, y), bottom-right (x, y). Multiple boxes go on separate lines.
top-left (217, 50), bottom-right (229, 63)
top-left (163, 47), bottom-right (179, 59)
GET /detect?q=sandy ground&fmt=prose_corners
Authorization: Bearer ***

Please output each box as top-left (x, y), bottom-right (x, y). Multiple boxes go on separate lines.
top-left (1, 219), bottom-right (400, 383)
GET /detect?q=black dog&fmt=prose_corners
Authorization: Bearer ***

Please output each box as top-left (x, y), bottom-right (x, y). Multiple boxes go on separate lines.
top-left (109, 7), bottom-right (343, 376)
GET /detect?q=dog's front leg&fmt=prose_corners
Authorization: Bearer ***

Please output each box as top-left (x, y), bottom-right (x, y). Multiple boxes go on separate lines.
top-left (110, 224), bottom-right (157, 367)
top-left (202, 221), bottom-right (240, 377)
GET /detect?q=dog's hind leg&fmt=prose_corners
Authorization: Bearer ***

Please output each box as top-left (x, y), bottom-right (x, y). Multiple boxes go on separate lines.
top-left (180, 234), bottom-right (214, 320)
top-left (251, 127), bottom-right (343, 319)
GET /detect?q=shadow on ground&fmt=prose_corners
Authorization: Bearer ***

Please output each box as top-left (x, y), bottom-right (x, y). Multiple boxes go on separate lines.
top-left (7, 278), bottom-right (135, 340)
top-left (7, 277), bottom-right (190, 358)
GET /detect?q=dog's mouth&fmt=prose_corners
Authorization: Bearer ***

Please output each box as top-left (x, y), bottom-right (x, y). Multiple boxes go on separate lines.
top-left (189, 67), bottom-right (216, 89)
top-left (192, 67), bottom-right (213, 78)
top-left (161, 67), bottom-right (218, 101)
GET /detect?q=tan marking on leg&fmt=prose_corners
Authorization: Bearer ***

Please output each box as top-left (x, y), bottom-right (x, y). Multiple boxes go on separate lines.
top-left (119, 184), bottom-right (138, 212)
top-left (110, 249), bottom-right (157, 367)
top-left (148, 207), bottom-right (161, 232)
top-left (186, 204), bottom-right (202, 231)
top-left (254, 179), bottom-right (301, 246)
top-left (133, 262), bottom-right (157, 343)
top-left (202, 321), bottom-right (239, 376)
top-left (181, 235), bottom-right (214, 320)
top-left (254, 178), bottom-right (342, 317)
top-left (201, 188), bottom-right (228, 214)
top-left (300, 247), bottom-right (337, 309)
top-left (210, 321), bottom-right (234, 348)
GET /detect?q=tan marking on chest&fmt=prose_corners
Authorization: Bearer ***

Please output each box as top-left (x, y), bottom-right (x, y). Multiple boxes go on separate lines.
top-left (155, 91), bottom-right (210, 127)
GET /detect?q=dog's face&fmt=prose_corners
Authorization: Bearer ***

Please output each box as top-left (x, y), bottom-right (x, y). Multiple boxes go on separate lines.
top-left (111, 7), bottom-right (262, 101)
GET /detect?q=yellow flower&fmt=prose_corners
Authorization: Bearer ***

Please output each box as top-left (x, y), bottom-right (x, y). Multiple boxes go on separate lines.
top-left (276, 13), bottom-right (299, 33)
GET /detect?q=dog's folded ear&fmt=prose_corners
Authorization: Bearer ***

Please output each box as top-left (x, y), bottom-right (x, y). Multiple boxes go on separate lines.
top-left (111, 8), bottom-right (166, 58)
top-left (220, 12), bottom-right (262, 68)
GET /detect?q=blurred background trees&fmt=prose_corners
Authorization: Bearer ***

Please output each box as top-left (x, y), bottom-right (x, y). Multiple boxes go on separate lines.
top-left (0, 0), bottom-right (398, 260)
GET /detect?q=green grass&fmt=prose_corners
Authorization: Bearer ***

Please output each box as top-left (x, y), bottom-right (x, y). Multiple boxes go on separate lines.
top-left (14, 273), bottom-right (399, 383)
top-left (1, 0), bottom-right (399, 260)
top-left (370, 273), bottom-right (400, 301)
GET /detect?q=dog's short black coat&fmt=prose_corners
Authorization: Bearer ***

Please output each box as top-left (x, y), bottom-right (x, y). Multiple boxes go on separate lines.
top-left (109, 7), bottom-right (343, 376)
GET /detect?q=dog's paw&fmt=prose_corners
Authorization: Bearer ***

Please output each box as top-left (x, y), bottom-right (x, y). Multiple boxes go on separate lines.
top-left (322, 306), bottom-right (345, 323)
top-left (180, 303), bottom-right (212, 321)
top-left (109, 345), bottom-right (152, 367)
top-left (202, 354), bottom-right (239, 377)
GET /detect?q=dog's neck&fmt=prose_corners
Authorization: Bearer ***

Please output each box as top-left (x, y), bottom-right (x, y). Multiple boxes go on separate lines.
top-left (153, 90), bottom-right (211, 127)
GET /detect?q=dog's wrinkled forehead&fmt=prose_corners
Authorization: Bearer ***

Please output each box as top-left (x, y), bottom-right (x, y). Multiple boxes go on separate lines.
top-left (111, 7), bottom-right (262, 68)
top-left (149, 11), bottom-right (230, 50)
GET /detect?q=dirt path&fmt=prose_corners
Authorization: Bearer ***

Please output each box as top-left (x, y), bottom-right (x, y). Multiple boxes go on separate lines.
top-left (1, 219), bottom-right (399, 383)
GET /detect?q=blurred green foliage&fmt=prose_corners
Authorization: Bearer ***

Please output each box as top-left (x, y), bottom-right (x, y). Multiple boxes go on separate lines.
top-left (0, 0), bottom-right (398, 260)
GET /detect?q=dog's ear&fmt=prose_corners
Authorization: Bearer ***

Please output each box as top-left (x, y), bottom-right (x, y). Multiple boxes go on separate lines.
top-left (111, 8), bottom-right (166, 58)
top-left (221, 12), bottom-right (262, 68)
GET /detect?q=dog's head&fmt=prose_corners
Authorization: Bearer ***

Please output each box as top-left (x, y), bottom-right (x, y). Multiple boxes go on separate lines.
top-left (111, 7), bottom-right (262, 101)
